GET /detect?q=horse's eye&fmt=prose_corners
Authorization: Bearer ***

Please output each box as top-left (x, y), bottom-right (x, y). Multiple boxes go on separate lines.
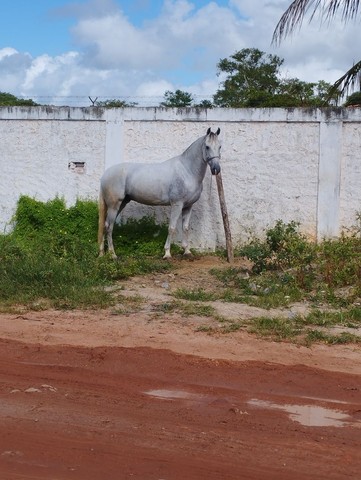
top-left (206, 146), bottom-right (210, 150)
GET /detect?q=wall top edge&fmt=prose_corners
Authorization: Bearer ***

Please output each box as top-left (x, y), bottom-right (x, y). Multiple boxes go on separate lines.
top-left (0, 106), bottom-right (361, 122)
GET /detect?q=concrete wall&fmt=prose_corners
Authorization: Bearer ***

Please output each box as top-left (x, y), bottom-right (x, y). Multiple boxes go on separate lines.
top-left (0, 106), bottom-right (360, 250)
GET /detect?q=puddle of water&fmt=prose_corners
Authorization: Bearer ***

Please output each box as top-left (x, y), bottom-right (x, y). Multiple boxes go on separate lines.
top-left (144, 389), bottom-right (202, 401)
top-left (301, 395), bottom-right (348, 405)
top-left (248, 399), bottom-right (359, 428)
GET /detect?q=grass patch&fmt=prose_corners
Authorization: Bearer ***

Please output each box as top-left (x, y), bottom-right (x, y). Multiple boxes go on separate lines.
top-left (211, 219), bottom-right (361, 310)
top-left (304, 308), bottom-right (361, 329)
top-left (209, 218), bottom-right (361, 345)
top-left (179, 302), bottom-right (218, 317)
top-left (170, 220), bottom-right (361, 345)
top-left (152, 300), bottom-right (218, 319)
top-left (152, 302), bottom-right (179, 314)
top-left (111, 294), bottom-right (145, 314)
top-left (195, 325), bottom-right (215, 333)
top-left (0, 196), bottom-right (172, 310)
top-left (220, 321), bottom-right (246, 333)
top-left (0, 239), bottom-right (111, 309)
top-left (210, 269), bottom-right (304, 309)
top-left (248, 316), bottom-right (303, 341)
top-left (305, 330), bottom-right (361, 345)
top-left (245, 307), bottom-right (361, 345)
top-left (173, 287), bottom-right (217, 302)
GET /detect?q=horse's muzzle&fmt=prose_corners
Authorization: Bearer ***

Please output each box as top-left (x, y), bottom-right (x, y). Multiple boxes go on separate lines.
top-left (209, 160), bottom-right (221, 176)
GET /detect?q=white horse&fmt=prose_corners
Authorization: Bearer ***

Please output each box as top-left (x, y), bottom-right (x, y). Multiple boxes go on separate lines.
top-left (98, 127), bottom-right (221, 259)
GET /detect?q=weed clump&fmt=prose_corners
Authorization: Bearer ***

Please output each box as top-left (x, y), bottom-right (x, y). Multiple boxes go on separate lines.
top-left (238, 220), bottom-right (316, 275)
top-left (234, 219), bottom-right (361, 301)
top-left (205, 219), bottom-right (361, 344)
top-left (0, 195), bottom-right (172, 309)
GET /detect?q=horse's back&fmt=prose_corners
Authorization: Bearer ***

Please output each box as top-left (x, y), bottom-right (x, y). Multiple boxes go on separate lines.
top-left (126, 160), bottom-right (184, 205)
top-left (100, 160), bottom-right (183, 206)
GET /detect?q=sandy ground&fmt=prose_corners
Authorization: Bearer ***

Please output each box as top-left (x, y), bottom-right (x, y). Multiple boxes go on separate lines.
top-left (0, 256), bottom-right (360, 479)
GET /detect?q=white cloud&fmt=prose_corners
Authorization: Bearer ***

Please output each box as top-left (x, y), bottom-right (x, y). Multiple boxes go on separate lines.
top-left (136, 79), bottom-right (173, 97)
top-left (72, 0), bottom-right (246, 72)
top-left (73, 13), bottom-right (163, 69)
top-left (0, 47), bottom-right (19, 60)
top-left (0, 48), bottom-right (32, 93)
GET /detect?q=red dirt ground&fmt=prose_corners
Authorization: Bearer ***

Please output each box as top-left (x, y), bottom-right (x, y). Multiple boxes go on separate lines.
top-left (1, 257), bottom-right (360, 480)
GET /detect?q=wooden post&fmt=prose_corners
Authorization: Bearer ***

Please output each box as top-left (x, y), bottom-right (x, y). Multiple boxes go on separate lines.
top-left (216, 172), bottom-right (234, 264)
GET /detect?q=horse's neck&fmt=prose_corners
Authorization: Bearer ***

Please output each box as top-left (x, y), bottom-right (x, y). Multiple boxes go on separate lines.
top-left (181, 137), bottom-right (207, 180)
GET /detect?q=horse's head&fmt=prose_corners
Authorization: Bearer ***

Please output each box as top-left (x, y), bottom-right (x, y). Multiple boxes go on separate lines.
top-left (203, 127), bottom-right (221, 175)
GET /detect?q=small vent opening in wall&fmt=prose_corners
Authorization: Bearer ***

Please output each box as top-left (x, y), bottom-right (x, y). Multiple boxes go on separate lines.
top-left (68, 161), bottom-right (86, 173)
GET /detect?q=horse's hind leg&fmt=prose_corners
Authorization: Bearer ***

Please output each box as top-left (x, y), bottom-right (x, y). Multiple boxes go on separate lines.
top-left (181, 205), bottom-right (193, 256)
top-left (163, 203), bottom-right (183, 259)
top-left (105, 197), bottom-right (130, 259)
top-left (98, 191), bottom-right (107, 257)
top-left (105, 207), bottom-right (119, 259)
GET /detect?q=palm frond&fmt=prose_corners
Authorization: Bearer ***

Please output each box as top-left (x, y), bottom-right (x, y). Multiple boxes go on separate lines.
top-left (272, 0), bottom-right (360, 44)
top-left (272, 0), bottom-right (319, 44)
top-left (325, 0), bottom-right (360, 22)
top-left (329, 60), bottom-right (361, 99)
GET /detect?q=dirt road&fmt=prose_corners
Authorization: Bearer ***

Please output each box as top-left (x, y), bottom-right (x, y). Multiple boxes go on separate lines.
top-left (1, 257), bottom-right (360, 479)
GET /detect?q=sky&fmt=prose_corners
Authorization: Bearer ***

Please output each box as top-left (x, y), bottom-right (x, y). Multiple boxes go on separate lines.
top-left (0, 0), bottom-right (360, 106)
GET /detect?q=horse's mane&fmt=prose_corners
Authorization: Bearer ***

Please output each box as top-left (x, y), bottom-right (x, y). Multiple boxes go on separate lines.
top-left (182, 135), bottom-right (205, 157)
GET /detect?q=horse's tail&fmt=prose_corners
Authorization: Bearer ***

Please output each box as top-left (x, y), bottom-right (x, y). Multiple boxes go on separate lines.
top-left (98, 189), bottom-right (107, 254)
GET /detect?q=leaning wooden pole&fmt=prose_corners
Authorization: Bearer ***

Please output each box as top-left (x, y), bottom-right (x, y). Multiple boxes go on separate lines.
top-left (215, 172), bottom-right (234, 264)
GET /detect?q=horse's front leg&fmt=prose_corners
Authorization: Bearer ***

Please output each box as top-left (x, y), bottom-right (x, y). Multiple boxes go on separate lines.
top-left (163, 203), bottom-right (183, 259)
top-left (181, 205), bottom-right (193, 256)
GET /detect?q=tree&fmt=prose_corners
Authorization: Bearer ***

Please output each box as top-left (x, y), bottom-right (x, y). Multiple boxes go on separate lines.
top-left (94, 99), bottom-right (137, 107)
top-left (160, 90), bottom-right (193, 107)
top-left (272, 0), bottom-right (361, 98)
top-left (194, 99), bottom-right (214, 108)
top-left (275, 78), bottom-right (335, 107)
top-left (344, 91), bottom-right (361, 106)
top-left (0, 92), bottom-right (38, 106)
top-left (213, 48), bottom-right (283, 107)
top-left (213, 48), bottom-right (332, 107)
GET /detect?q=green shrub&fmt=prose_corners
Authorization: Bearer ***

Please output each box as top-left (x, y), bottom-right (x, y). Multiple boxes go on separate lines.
top-left (238, 220), bottom-right (316, 275)
top-left (237, 219), bottom-right (356, 295)
top-left (0, 196), bottom-right (172, 308)
top-left (112, 216), bottom-right (170, 256)
top-left (217, 218), bottom-right (361, 310)
top-left (0, 236), bottom-right (109, 308)
top-left (11, 196), bottom-right (99, 258)
top-left (318, 234), bottom-right (361, 288)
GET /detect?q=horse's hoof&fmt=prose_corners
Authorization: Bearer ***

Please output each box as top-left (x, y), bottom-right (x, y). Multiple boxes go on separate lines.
top-left (163, 254), bottom-right (172, 260)
top-left (183, 251), bottom-right (193, 258)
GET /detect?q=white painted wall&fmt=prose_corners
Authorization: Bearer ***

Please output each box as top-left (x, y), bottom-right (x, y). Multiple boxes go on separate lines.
top-left (0, 106), bottom-right (360, 250)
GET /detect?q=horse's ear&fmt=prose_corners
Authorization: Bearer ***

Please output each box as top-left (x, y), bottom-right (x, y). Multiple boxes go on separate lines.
top-left (206, 127), bottom-right (211, 135)
top-left (216, 127), bottom-right (220, 135)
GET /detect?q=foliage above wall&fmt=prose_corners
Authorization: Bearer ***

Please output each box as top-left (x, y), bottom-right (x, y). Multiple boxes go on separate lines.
top-left (0, 92), bottom-right (39, 106)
